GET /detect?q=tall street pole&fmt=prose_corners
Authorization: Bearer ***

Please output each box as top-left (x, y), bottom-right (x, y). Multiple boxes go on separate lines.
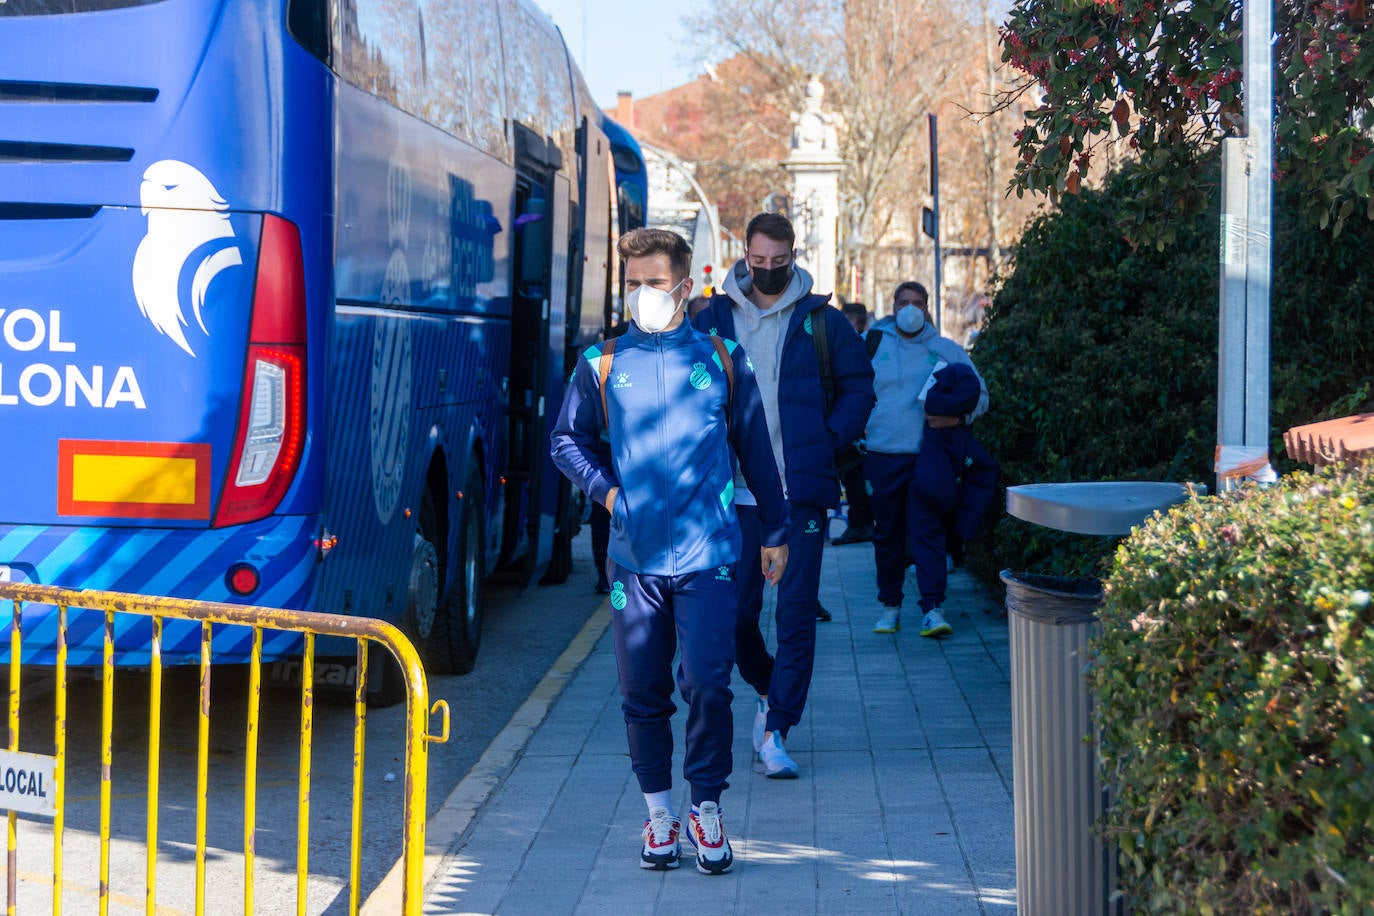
top-left (929, 114), bottom-right (943, 332)
top-left (1216, 0), bottom-right (1273, 492)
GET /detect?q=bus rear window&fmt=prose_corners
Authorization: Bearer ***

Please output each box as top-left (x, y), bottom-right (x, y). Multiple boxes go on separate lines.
top-left (0, 0), bottom-right (166, 14)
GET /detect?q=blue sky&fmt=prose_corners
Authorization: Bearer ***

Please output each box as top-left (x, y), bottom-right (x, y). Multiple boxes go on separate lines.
top-left (538, 0), bottom-right (715, 108)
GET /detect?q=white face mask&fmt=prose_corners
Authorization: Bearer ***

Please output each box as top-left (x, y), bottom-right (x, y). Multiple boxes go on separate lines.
top-left (895, 304), bottom-right (926, 334)
top-left (628, 280), bottom-right (685, 333)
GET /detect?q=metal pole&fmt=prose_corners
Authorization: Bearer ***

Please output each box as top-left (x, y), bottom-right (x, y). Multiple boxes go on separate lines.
top-left (1243, 0), bottom-right (1272, 454)
top-left (1217, 138), bottom-right (1248, 492)
top-left (929, 113), bottom-right (943, 332)
top-left (1216, 1), bottom-right (1273, 492)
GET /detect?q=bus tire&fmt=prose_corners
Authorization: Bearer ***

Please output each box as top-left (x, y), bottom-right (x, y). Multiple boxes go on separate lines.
top-left (426, 469), bottom-right (484, 675)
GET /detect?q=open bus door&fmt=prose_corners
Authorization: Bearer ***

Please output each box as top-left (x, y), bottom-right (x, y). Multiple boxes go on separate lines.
top-left (499, 123), bottom-right (570, 586)
top-left (540, 115), bottom-right (609, 587)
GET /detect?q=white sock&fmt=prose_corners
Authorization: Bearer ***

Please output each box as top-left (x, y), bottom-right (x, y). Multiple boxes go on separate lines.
top-left (644, 791), bottom-right (674, 817)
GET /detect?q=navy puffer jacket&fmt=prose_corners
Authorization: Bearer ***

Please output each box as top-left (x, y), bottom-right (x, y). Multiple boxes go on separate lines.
top-left (694, 289), bottom-right (875, 509)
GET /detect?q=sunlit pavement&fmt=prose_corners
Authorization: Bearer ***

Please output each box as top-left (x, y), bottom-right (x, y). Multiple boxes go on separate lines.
top-left (418, 525), bottom-right (1015, 914)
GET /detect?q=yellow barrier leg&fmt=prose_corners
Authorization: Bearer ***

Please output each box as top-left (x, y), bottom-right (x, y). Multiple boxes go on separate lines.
top-left (297, 633), bottom-right (314, 916)
top-left (54, 605), bottom-right (68, 916)
top-left (195, 621), bottom-right (211, 916)
top-left (350, 641), bottom-right (367, 916)
top-left (244, 628), bottom-right (262, 916)
top-left (100, 611), bottom-right (113, 916)
top-left (146, 617), bottom-right (163, 916)
top-left (7, 600), bottom-right (20, 916)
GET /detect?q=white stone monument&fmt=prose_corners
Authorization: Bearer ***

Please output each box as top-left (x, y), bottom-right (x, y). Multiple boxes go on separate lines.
top-left (783, 77), bottom-right (843, 296)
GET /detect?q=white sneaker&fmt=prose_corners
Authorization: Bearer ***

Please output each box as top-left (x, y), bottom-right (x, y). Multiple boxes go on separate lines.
top-left (686, 802), bottom-right (733, 874)
top-left (752, 695), bottom-right (768, 752)
top-left (758, 731), bottom-right (798, 779)
top-left (640, 806), bottom-right (681, 870)
top-left (920, 608), bottom-right (953, 638)
top-left (873, 608), bottom-right (900, 633)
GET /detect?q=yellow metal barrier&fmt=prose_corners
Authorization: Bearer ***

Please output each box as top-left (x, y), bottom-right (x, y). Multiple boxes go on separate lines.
top-left (0, 583), bottom-right (450, 916)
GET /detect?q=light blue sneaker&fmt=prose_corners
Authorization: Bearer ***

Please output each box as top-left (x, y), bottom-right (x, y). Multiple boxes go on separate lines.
top-left (920, 608), bottom-right (953, 638)
top-left (758, 731), bottom-right (799, 779)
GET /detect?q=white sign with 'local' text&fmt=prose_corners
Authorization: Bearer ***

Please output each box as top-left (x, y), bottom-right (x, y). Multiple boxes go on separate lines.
top-left (0, 749), bottom-right (57, 816)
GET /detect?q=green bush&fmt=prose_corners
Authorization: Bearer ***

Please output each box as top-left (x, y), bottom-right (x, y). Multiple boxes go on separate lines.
top-left (967, 156), bottom-right (1374, 584)
top-left (1091, 463), bottom-right (1374, 913)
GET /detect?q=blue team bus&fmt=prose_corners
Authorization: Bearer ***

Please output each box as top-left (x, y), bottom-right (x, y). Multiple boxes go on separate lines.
top-left (0, 0), bottom-right (636, 690)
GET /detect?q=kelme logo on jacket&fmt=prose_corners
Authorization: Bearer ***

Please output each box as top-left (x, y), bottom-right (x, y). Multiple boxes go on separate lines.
top-left (613, 371), bottom-right (632, 390)
top-left (805, 519), bottom-right (821, 534)
top-left (609, 581), bottom-right (627, 610)
top-left (689, 362), bottom-right (712, 390)
top-left (715, 565), bottom-right (731, 581)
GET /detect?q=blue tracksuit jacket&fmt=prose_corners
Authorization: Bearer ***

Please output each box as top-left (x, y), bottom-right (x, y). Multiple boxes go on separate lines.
top-left (550, 319), bottom-right (789, 576)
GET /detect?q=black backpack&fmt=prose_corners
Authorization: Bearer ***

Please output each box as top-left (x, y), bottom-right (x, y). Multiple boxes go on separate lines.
top-left (811, 304), bottom-right (867, 475)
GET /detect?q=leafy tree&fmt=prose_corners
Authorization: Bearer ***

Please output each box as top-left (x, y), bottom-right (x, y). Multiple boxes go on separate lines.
top-left (967, 155), bottom-right (1374, 581)
top-left (999, 0), bottom-right (1374, 242)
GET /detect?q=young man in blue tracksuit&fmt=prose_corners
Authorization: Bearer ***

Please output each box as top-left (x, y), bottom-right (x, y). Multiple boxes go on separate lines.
top-left (865, 281), bottom-right (989, 636)
top-left (693, 212), bottom-right (875, 779)
top-left (551, 228), bottom-right (789, 876)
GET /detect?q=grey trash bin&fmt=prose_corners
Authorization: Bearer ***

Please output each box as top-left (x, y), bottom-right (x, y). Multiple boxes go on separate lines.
top-left (1002, 571), bottom-right (1121, 916)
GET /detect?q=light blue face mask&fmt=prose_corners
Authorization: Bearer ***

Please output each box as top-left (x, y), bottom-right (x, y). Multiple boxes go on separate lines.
top-left (896, 303), bottom-right (926, 333)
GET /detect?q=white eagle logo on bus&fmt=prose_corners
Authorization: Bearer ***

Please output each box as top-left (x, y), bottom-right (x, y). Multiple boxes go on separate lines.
top-left (131, 160), bottom-right (243, 356)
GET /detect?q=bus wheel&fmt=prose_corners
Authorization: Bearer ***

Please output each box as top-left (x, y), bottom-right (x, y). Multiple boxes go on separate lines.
top-left (370, 528), bottom-right (442, 708)
top-left (426, 470), bottom-right (484, 675)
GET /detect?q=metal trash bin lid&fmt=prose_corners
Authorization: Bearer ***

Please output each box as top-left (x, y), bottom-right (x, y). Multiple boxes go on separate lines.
top-left (1006, 481), bottom-right (1194, 536)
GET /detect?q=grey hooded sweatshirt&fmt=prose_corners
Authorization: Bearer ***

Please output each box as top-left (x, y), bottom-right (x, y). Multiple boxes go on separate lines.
top-left (715, 260), bottom-right (816, 504)
top-left (864, 315), bottom-right (988, 455)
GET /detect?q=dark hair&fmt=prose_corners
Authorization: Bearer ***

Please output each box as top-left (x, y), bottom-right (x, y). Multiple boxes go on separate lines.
top-left (841, 301), bottom-right (868, 317)
top-left (686, 295), bottom-right (711, 320)
top-left (893, 281), bottom-right (929, 305)
top-left (617, 227), bottom-right (692, 279)
top-left (745, 212), bottom-right (795, 250)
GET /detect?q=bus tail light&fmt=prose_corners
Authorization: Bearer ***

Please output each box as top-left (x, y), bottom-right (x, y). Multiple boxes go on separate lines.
top-left (213, 215), bottom-right (307, 528)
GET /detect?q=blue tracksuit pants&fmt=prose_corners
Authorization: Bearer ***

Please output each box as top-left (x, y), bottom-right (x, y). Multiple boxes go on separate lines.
top-left (866, 451), bottom-right (946, 612)
top-left (607, 561), bottom-right (737, 806)
top-left (735, 503), bottom-right (826, 740)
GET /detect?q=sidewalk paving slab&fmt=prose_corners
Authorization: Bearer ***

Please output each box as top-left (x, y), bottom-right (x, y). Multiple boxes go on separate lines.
top-left (419, 534), bottom-right (1016, 915)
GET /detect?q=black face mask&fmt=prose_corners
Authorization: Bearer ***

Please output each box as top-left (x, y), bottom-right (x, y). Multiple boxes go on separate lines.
top-left (751, 263), bottom-right (792, 297)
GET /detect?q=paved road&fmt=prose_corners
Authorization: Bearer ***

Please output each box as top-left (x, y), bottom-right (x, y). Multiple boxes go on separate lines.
top-left (8, 530), bottom-right (608, 914)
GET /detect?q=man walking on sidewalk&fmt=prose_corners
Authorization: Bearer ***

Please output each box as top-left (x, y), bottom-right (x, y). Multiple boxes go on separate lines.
top-left (694, 212), bottom-right (874, 779)
top-left (552, 228), bottom-right (789, 875)
top-left (865, 281), bottom-right (989, 637)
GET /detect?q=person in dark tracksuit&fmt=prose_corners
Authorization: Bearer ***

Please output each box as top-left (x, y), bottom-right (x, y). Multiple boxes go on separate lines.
top-left (693, 212), bottom-right (875, 780)
top-left (865, 282), bottom-right (989, 637)
top-left (551, 228), bottom-right (789, 876)
top-left (831, 301), bottom-right (874, 548)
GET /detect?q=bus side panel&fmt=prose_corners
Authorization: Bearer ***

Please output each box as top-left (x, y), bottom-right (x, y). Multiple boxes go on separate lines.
top-left (318, 81), bottom-right (514, 622)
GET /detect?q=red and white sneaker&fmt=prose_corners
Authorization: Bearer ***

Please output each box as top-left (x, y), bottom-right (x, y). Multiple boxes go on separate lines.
top-left (641, 806), bottom-right (681, 870)
top-left (686, 802), bottom-right (734, 875)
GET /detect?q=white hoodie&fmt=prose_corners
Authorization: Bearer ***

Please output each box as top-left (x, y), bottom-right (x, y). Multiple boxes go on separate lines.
top-left (717, 260), bottom-right (815, 504)
top-left (864, 315), bottom-right (988, 455)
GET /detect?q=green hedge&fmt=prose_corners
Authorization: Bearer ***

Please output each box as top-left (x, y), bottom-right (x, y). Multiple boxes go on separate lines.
top-left (1091, 463), bottom-right (1374, 912)
top-left (967, 157), bottom-right (1374, 583)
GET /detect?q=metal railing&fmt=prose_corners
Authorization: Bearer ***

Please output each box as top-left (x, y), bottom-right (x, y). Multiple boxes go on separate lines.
top-left (0, 583), bottom-right (450, 916)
